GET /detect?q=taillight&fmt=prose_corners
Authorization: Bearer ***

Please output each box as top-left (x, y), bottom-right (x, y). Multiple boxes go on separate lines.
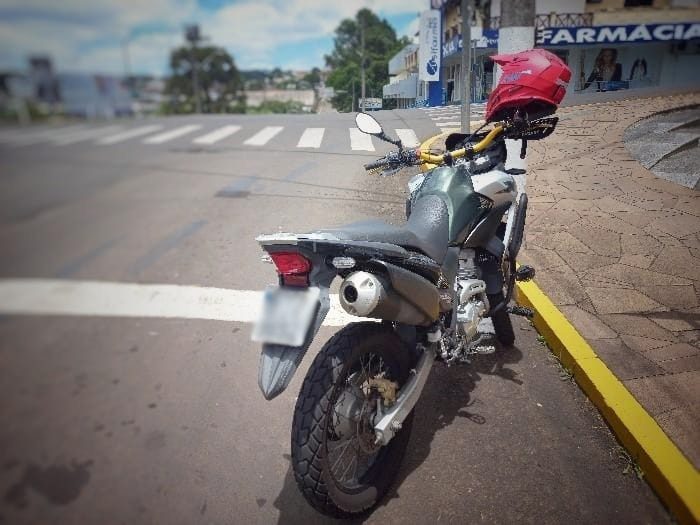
top-left (269, 252), bottom-right (311, 287)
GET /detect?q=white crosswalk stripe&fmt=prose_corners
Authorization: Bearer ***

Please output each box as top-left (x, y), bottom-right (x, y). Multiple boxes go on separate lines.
top-left (432, 113), bottom-right (460, 121)
top-left (3, 125), bottom-right (88, 146)
top-left (296, 127), bottom-right (325, 148)
top-left (143, 124), bottom-right (202, 144)
top-left (349, 128), bottom-right (375, 151)
top-left (52, 125), bottom-right (125, 146)
top-left (97, 125), bottom-right (164, 145)
top-left (394, 129), bottom-right (420, 147)
top-left (436, 122), bottom-right (462, 127)
top-left (243, 126), bottom-right (284, 146)
top-left (192, 125), bottom-right (241, 145)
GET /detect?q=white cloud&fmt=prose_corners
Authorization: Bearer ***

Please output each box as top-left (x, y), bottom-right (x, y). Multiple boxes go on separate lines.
top-left (0, 0), bottom-right (427, 74)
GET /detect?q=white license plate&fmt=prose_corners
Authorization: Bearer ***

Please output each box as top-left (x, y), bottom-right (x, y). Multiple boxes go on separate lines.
top-left (251, 286), bottom-right (320, 346)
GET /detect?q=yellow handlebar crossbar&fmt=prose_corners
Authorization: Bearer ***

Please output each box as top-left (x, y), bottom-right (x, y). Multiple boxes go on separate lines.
top-left (418, 125), bottom-right (504, 169)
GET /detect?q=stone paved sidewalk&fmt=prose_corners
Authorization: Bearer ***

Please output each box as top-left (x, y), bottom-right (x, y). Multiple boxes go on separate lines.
top-left (519, 92), bottom-right (700, 470)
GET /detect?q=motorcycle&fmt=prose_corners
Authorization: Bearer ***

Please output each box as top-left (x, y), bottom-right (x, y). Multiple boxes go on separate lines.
top-left (251, 48), bottom-right (570, 519)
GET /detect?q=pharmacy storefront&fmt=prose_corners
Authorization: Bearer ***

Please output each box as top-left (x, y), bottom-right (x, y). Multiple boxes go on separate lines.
top-left (536, 22), bottom-right (700, 94)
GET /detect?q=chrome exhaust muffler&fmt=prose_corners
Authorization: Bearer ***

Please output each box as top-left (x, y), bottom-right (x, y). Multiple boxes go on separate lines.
top-left (339, 265), bottom-right (439, 326)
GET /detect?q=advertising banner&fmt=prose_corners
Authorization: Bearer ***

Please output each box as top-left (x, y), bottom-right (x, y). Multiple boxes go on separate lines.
top-left (419, 10), bottom-right (441, 82)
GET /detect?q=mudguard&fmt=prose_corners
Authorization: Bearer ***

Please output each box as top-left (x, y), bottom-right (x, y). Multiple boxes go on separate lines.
top-left (256, 247), bottom-right (336, 400)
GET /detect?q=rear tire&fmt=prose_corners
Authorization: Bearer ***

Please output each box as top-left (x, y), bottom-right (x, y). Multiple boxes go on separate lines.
top-left (488, 292), bottom-right (515, 346)
top-left (291, 322), bottom-right (414, 518)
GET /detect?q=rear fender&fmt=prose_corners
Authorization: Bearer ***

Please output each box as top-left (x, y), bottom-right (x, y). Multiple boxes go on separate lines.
top-left (257, 242), bottom-right (336, 400)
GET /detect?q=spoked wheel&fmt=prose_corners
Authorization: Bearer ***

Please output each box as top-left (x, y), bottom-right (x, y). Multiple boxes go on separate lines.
top-left (291, 322), bottom-right (414, 518)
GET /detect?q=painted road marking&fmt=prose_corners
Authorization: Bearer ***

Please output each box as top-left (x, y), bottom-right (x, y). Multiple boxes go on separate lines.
top-left (436, 121), bottom-right (462, 127)
top-left (296, 127), bottom-right (325, 148)
top-left (52, 125), bottom-right (124, 146)
top-left (3, 125), bottom-right (88, 146)
top-left (98, 125), bottom-right (164, 145)
top-left (192, 125), bottom-right (241, 145)
top-left (394, 129), bottom-right (420, 147)
top-left (143, 124), bottom-right (203, 144)
top-left (244, 126), bottom-right (284, 146)
top-left (349, 128), bottom-right (375, 151)
top-left (0, 278), bottom-right (363, 326)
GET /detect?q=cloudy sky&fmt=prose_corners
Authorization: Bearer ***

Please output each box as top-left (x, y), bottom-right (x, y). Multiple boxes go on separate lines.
top-left (0, 0), bottom-right (425, 76)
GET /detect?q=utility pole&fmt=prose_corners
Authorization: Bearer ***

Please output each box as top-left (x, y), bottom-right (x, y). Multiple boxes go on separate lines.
top-left (498, 0), bottom-right (535, 172)
top-left (185, 24), bottom-right (203, 114)
top-left (496, 0), bottom-right (535, 84)
top-left (460, 0), bottom-right (472, 133)
top-left (351, 79), bottom-right (356, 112)
top-left (360, 20), bottom-right (366, 113)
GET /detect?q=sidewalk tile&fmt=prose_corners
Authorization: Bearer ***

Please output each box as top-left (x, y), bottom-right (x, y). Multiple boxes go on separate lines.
top-left (642, 342), bottom-right (699, 362)
top-left (585, 287), bottom-right (666, 314)
top-left (649, 312), bottom-right (699, 333)
top-left (620, 335), bottom-right (675, 353)
top-left (638, 285), bottom-right (698, 310)
top-left (602, 314), bottom-right (677, 341)
top-left (624, 372), bottom-right (699, 416)
top-left (650, 246), bottom-right (700, 281)
top-left (618, 254), bottom-right (656, 269)
top-left (655, 405), bottom-right (700, 469)
top-left (659, 354), bottom-right (700, 374)
top-left (592, 338), bottom-right (665, 380)
top-left (559, 306), bottom-right (618, 339)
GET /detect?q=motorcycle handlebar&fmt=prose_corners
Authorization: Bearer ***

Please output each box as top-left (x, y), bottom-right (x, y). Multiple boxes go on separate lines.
top-left (364, 124), bottom-right (505, 173)
top-left (364, 158), bottom-right (390, 171)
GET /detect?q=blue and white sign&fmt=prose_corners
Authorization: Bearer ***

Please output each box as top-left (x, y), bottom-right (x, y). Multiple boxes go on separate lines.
top-left (419, 10), bottom-right (441, 82)
top-left (537, 22), bottom-right (700, 46)
top-left (442, 29), bottom-right (499, 58)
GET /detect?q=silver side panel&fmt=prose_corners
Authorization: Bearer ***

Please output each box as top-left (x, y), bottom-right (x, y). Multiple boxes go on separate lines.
top-left (471, 169), bottom-right (517, 207)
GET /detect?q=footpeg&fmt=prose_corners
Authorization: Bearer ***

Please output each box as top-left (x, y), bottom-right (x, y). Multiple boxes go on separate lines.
top-left (507, 305), bottom-right (534, 318)
top-left (515, 265), bottom-right (535, 282)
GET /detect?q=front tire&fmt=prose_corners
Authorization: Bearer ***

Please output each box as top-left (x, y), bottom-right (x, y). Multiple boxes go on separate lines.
top-left (291, 322), bottom-right (414, 518)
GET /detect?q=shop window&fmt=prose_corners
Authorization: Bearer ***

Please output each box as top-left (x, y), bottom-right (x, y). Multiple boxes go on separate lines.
top-left (552, 50), bottom-right (569, 65)
top-left (624, 0), bottom-right (653, 6)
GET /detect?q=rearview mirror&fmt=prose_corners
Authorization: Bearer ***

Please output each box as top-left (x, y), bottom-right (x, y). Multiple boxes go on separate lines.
top-left (355, 112), bottom-right (383, 135)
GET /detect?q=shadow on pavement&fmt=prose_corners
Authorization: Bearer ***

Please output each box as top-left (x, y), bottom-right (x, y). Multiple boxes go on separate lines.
top-left (271, 342), bottom-right (524, 523)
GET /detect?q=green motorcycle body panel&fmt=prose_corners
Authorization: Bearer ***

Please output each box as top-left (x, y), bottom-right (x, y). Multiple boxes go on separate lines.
top-left (412, 165), bottom-right (490, 245)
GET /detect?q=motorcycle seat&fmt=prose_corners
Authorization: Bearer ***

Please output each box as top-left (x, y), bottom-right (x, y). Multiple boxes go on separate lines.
top-left (319, 195), bottom-right (449, 264)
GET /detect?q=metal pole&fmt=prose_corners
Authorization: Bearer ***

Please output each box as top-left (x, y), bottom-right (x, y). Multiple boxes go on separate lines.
top-left (360, 21), bottom-right (366, 113)
top-left (460, 0), bottom-right (471, 133)
top-left (192, 44), bottom-right (202, 114)
top-left (352, 79), bottom-right (356, 112)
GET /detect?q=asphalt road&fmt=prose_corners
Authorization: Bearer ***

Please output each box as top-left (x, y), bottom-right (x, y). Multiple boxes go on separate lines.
top-left (0, 109), bottom-right (669, 524)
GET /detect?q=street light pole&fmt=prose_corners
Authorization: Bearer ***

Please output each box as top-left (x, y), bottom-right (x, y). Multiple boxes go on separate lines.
top-left (192, 44), bottom-right (202, 114)
top-left (185, 24), bottom-right (203, 114)
top-left (460, 0), bottom-right (472, 133)
top-left (360, 22), bottom-right (366, 113)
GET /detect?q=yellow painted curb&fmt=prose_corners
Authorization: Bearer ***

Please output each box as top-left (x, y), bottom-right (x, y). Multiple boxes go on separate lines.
top-left (516, 279), bottom-right (700, 524)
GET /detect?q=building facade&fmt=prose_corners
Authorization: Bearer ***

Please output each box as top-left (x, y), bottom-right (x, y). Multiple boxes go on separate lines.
top-left (383, 44), bottom-right (425, 108)
top-left (423, 0), bottom-right (699, 107)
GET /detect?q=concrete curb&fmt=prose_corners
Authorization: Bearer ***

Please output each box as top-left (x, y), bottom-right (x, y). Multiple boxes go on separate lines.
top-left (417, 128), bottom-right (700, 524)
top-left (515, 279), bottom-right (700, 524)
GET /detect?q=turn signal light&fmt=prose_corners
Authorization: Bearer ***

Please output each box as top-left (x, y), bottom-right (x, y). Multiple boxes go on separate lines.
top-left (269, 252), bottom-right (311, 287)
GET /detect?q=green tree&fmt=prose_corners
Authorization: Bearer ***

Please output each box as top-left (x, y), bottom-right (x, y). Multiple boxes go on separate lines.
top-left (303, 67), bottom-right (322, 87)
top-left (165, 45), bottom-right (245, 113)
top-left (325, 9), bottom-right (410, 112)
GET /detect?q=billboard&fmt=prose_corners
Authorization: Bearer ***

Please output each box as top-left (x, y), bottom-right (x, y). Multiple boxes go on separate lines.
top-left (418, 10), bottom-right (441, 82)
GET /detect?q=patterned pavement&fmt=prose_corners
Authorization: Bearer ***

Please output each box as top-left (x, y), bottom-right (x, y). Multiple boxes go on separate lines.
top-left (519, 92), bottom-right (700, 469)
